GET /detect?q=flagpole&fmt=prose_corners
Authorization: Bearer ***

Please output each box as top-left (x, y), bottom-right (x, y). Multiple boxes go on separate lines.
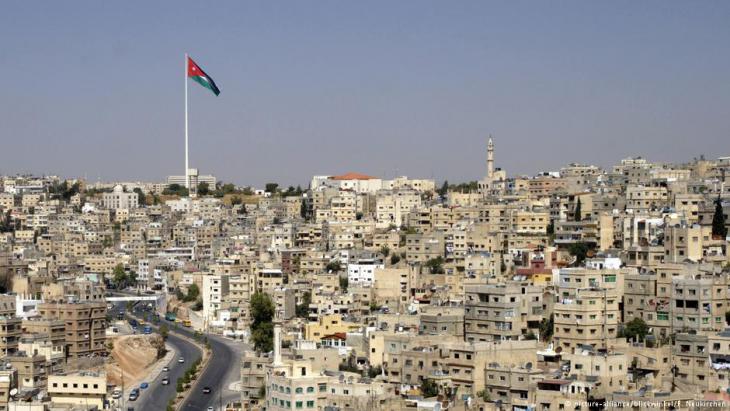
top-left (184, 52), bottom-right (189, 195)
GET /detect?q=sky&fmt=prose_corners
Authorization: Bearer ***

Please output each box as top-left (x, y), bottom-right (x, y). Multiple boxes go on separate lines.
top-left (1, 1), bottom-right (729, 187)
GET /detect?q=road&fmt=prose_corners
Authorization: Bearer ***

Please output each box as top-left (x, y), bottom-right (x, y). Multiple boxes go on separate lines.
top-left (135, 331), bottom-right (202, 411)
top-left (110, 294), bottom-right (244, 411)
top-left (162, 319), bottom-right (243, 411)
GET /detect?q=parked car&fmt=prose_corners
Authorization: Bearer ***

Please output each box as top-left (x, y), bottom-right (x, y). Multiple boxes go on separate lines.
top-left (140, 382), bottom-right (149, 389)
top-left (162, 366), bottom-right (169, 372)
top-left (161, 377), bottom-right (169, 385)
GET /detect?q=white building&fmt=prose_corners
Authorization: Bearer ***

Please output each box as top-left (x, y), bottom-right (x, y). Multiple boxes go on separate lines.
top-left (202, 273), bottom-right (230, 325)
top-left (347, 262), bottom-right (385, 287)
top-left (101, 185), bottom-right (138, 210)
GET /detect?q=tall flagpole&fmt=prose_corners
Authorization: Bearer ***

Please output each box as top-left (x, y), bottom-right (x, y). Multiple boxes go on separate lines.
top-left (184, 53), bottom-right (189, 193)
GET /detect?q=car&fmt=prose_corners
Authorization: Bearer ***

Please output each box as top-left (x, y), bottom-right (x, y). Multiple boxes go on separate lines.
top-left (178, 357), bottom-right (185, 363)
top-left (207, 407), bottom-right (214, 411)
top-left (128, 393), bottom-right (138, 401)
top-left (162, 366), bottom-right (169, 372)
top-left (161, 377), bottom-right (170, 385)
top-left (202, 386), bottom-right (212, 394)
top-left (140, 382), bottom-right (149, 389)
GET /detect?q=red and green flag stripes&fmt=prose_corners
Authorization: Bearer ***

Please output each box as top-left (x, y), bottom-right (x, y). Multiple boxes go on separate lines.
top-left (187, 57), bottom-right (220, 96)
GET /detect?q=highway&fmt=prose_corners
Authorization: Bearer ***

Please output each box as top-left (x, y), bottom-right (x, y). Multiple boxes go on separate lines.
top-left (110, 294), bottom-right (243, 411)
top-left (135, 331), bottom-right (202, 411)
top-left (161, 320), bottom-right (243, 411)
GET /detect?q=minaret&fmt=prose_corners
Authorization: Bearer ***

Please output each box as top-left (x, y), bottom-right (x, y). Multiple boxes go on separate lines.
top-left (487, 135), bottom-right (494, 180)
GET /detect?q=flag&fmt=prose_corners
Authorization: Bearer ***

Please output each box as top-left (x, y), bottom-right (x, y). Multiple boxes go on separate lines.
top-left (187, 57), bottom-right (220, 96)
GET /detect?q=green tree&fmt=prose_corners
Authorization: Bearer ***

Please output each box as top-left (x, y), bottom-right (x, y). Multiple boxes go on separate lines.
top-left (159, 324), bottom-right (169, 340)
top-left (623, 317), bottom-right (650, 342)
top-left (380, 246), bottom-right (390, 257)
top-left (197, 182), bottom-right (210, 196)
top-left (296, 291), bottom-right (311, 318)
top-left (390, 254), bottom-right (401, 265)
top-left (568, 242), bottom-right (591, 266)
top-left (265, 183), bottom-right (279, 193)
top-left (437, 180), bottom-right (449, 198)
top-left (424, 257), bottom-right (445, 274)
top-left (421, 379), bottom-right (439, 397)
top-left (339, 276), bottom-right (349, 292)
top-left (133, 187), bottom-right (146, 205)
top-left (163, 184), bottom-right (188, 197)
top-left (539, 314), bottom-right (554, 341)
top-left (250, 292), bottom-right (275, 352)
top-left (326, 260), bottom-right (341, 273)
top-left (574, 197), bottom-right (582, 222)
top-left (184, 284), bottom-right (200, 302)
top-left (712, 197), bottom-right (727, 238)
top-left (112, 264), bottom-right (127, 288)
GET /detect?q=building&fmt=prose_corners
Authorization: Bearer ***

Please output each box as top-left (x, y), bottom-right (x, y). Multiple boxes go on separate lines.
top-left (38, 301), bottom-right (107, 358)
top-left (464, 283), bottom-right (544, 342)
top-left (48, 372), bottom-right (107, 408)
top-left (101, 185), bottom-right (138, 210)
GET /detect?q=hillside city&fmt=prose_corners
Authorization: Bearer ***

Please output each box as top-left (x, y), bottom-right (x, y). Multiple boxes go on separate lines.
top-left (0, 139), bottom-right (729, 411)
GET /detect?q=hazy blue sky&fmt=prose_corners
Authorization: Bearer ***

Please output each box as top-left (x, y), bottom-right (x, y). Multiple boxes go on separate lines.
top-left (1, 1), bottom-right (729, 187)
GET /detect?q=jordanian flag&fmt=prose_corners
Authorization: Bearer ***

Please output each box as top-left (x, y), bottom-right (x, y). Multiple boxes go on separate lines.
top-left (187, 57), bottom-right (220, 96)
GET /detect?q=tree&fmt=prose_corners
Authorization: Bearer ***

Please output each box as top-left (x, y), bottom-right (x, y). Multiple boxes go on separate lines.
top-left (574, 197), bottom-right (582, 222)
top-left (339, 276), bottom-right (349, 292)
top-left (623, 318), bottom-right (650, 342)
top-left (184, 284), bottom-right (200, 302)
top-left (265, 183), bottom-right (279, 194)
top-left (424, 257), bottom-right (445, 274)
top-left (539, 314), bottom-right (554, 341)
top-left (296, 291), bottom-right (311, 318)
top-left (163, 184), bottom-right (188, 197)
top-left (159, 324), bottom-right (169, 340)
top-left (380, 246), bottom-right (390, 257)
top-left (390, 254), bottom-right (401, 265)
top-left (568, 242), bottom-right (591, 266)
top-left (197, 182), bottom-right (210, 196)
top-left (421, 379), bottom-right (439, 397)
top-left (251, 320), bottom-right (273, 353)
top-left (112, 264), bottom-right (127, 288)
top-left (712, 197), bottom-right (727, 238)
top-left (437, 181), bottom-right (449, 198)
top-left (326, 260), bottom-right (341, 273)
top-left (133, 188), bottom-right (146, 205)
top-left (250, 292), bottom-right (275, 352)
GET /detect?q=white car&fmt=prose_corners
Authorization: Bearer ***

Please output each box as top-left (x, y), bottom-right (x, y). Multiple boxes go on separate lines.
top-left (178, 357), bottom-right (185, 363)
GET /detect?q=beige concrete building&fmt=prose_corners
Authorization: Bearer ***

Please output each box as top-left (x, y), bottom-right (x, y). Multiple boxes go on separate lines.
top-left (38, 301), bottom-right (107, 358)
top-left (464, 283), bottom-right (543, 342)
top-left (48, 372), bottom-right (107, 408)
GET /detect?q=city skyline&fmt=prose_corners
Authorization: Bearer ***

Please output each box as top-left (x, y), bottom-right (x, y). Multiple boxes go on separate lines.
top-left (1, 1), bottom-right (729, 186)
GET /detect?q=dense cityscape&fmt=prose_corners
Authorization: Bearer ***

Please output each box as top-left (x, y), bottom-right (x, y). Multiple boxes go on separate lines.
top-left (0, 140), bottom-right (728, 410)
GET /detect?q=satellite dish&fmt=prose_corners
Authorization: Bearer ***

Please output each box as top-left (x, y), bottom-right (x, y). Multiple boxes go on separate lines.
top-left (9, 388), bottom-right (17, 396)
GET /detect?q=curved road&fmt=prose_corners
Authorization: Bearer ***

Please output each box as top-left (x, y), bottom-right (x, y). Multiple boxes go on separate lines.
top-left (111, 294), bottom-right (243, 411)
top-left (136, 331), bottom-right (202, 411)
top-left (161, 320), bottom-right (242, 411)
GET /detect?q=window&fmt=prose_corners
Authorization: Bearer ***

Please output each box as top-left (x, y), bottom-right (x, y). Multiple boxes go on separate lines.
top-left (307, 387), bottom-right (314, 393)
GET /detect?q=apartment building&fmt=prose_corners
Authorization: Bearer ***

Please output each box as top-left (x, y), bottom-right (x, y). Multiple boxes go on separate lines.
top-left (48, 371), bottom-right (107, 408)
top-left (38, 301), bottom-right (107, 358)
top-left (464, 283), bottom-right (544, 342)
top-left (552, 288), bottom-right (620, 354)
